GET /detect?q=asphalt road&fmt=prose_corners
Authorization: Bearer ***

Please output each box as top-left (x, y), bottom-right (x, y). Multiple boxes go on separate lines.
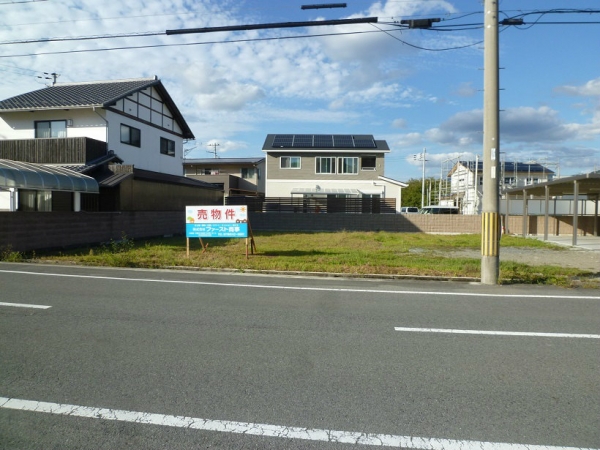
top-left (1, 262), bottom-right (599, 449)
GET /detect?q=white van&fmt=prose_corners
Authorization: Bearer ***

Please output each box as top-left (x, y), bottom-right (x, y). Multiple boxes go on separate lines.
top-left (400, 207), bottom-right (420, 214)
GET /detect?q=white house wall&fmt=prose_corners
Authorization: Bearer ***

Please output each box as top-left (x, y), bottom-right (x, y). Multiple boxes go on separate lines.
top-left (0, 109), bottom-right (107, 141)
top-left (105, 110), bottom-right (183, 176)
top-left (112, 86), bottom-right (183, 135)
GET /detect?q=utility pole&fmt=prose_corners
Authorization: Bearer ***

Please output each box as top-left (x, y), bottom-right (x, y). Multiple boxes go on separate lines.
top-left (414, 148), bottom-right (427, 208)
top-left (207, 142), bottom-right (220, 158)
top-left (481, 0), bottom-right (500, 284)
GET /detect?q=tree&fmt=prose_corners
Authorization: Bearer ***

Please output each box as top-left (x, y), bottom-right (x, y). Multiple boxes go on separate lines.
top-left (402, 177), bottom-right (438, 207)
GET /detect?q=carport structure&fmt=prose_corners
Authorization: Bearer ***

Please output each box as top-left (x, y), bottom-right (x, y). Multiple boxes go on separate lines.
top-left (504, 173), bottom-right (600, 246)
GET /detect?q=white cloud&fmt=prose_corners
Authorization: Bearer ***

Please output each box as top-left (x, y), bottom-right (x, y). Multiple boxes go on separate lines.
top-left (555, 77), bottom-right (600, 97)
top-left (392, 118), bottom-right (407, 129)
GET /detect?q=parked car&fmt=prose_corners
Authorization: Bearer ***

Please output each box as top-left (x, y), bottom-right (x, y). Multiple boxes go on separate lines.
top-left (400, 207), bottom-right (420, 214)
top-left (420, 206), bottom-right (459, 214)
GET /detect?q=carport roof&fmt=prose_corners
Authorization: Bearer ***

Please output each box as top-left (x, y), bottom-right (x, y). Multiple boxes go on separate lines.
top-left (0, 159), bottom-right (99, 193)
top-left (504, 172), bottom-right (600, 197)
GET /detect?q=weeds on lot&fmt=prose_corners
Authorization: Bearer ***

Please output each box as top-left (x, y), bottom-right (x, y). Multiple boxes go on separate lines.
top-left (0, 246), bottom-right (25, 262)
top-left (26, 231), bottom-right (595, 287)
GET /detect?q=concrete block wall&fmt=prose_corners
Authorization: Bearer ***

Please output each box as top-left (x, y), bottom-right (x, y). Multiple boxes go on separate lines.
top-left (248, 213), bottom-right (482, 234)
top-left (1, 211), bottom-right (596, 254)
top-left (0, 212), bottom-right (184, 253)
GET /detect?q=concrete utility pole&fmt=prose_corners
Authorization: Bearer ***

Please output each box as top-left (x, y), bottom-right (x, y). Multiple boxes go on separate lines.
top-left (414, 148), bottom-right (427, 208)
top-left (481, 0), bottom-right (500, 284)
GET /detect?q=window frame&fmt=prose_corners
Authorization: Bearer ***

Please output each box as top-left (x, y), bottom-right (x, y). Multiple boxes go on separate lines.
top-left (280, 156), bottom-right (301, 169)
top-left (337, 157), bottom-right (359, 175)
top-left (360, 155), bottom-right (377, 171)
top-left (160, 137), bottom-right (175, 157)
top-left (315, 157), bottom-right (336, 174)
top-left (120, 124), bottom-right (141, 147)
top-left (241, 167), bottom-right (256, 179)
top-left (34, 120), bottom-right (67, 138)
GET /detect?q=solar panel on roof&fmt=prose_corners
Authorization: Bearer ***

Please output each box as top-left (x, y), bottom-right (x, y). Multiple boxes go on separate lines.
top-left (332, 135), bottom-right (353, 147)
top-left (353, 137), bottom-right (376, 148)
top-left (314, 135), bottom-right (334, 147)
top-left (293, 135), bottom-right (313, 147)
top-left (272, 134), bottom-right (294, 147)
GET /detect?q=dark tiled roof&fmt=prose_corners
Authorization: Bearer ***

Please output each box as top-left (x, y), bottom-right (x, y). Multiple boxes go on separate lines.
top-left (133, 168), bottom-right (222, 189)
top-left (0, 78), bottom-right (158, 111)
top-left (0, 77), bottom-right (195, 139)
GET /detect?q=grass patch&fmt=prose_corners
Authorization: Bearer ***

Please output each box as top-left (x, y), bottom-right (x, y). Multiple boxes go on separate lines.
top-left (22, 231), bottom-right (596, 287)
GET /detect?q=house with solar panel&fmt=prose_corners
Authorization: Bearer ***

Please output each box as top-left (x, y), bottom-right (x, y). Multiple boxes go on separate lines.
top-left (261, 134), bottom-right (407, 212)
top-left (445, 160), bottom-right (555, 214)
top-left (0, 77), bottom-right (221, 212)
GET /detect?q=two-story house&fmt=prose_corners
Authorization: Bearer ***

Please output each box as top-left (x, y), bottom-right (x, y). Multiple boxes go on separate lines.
top-left (261, 134), bottom-right (406, 212)
top-left (446, 160), bottom-right (555, 214)
top-left (0, 77), bottom-right (221, 211)
top-left (184, 157), bottom-right (265, 198)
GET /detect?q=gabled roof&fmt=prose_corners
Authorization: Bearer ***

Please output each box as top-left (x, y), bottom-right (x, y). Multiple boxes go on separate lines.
top-left (449, 161), bottom-right (555, 177)
top-left (0, 77), bottom-right (194, 139)
top-left (262, 134), bottom-right (390, 152)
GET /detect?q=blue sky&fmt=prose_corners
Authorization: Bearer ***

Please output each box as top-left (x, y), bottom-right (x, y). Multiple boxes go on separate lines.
top-left (0, 0), bottom-right (599, 181)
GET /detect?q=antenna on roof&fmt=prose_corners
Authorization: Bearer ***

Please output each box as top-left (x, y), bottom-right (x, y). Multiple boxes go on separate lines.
top-left (37, 72), bottom-right (60, 86)
top-left (207, 142), bottom-right (220, 158)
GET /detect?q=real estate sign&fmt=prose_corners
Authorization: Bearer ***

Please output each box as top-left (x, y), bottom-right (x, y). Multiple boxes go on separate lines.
top-left (185, 205), bottom-right (248, 238)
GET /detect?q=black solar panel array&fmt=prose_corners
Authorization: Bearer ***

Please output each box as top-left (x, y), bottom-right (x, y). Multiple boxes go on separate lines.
top-left (271, 134), bottom-right (376, 148)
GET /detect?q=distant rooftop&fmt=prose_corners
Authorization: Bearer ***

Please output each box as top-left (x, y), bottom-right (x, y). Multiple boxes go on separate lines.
top-left (262, 134), bottom-right (390, 151)
top-left (452, 161), bottom-right (555, 175)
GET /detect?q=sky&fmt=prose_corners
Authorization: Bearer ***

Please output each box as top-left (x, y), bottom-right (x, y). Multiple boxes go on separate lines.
top-left (0, 0), bottom-right (599, 182)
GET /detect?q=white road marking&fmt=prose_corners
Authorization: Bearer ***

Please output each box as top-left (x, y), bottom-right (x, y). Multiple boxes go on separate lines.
top-left (0, 301), bottom-right (51, 309)
top-left (1, 269), bottom-right (599, 300)
top-left (0, 397), bottom-right (596, 450)
top-left (394, 327), bottom-right (600, 339)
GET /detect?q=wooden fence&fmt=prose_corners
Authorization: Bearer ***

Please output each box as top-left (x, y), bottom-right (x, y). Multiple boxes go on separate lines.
top-left (226, 196), bottom-right (397, 214)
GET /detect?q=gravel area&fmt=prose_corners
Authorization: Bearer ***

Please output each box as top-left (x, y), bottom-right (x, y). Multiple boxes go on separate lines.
top-left (440, 246), bottom-right (600, 273)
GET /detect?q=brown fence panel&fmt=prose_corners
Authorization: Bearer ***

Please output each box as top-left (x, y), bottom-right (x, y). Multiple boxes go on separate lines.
top-left (226, 196), bottom-right (396, 214)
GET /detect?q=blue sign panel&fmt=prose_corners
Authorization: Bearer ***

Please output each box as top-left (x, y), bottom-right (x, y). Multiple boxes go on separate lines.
top-left (186, 222), bottom-right (248, 238)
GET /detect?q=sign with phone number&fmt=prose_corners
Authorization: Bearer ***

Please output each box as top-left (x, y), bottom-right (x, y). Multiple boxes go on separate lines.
top-left (185, 205), bottom-right (248, 238)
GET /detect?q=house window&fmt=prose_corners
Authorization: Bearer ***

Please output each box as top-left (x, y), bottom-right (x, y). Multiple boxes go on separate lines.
top-left (160, 137), bottom-right (175, 156)
top-left (203, 168), bottom-right (219, 175)
top-left (241, 168), bottom-right (256, 179)
top-left (281, 156), bottom-right (300, 169)
top-left (120, 124), bottom-right (141, 147)
top-left (35, 120), bottom-right (66, 138)
top-left (361, 156), bottom-right (376, 171)
top-left (18, 190), bottom-right (51, 211)
top-left (316, 157), bottom-right (336, 174)
top-left (338, 157), bottom-right (359, 174)
top-left (504, 177), bottom-right (515, 185)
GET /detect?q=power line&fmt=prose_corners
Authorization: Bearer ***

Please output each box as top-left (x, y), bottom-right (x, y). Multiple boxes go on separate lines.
top-left (0, 28), bottom-right (391, 59)
top-left (0, 0), bottom-right (47, 4)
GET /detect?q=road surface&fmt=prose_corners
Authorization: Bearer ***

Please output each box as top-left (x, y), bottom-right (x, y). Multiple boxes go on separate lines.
top-left (1, 262), bottom-right (599, 449)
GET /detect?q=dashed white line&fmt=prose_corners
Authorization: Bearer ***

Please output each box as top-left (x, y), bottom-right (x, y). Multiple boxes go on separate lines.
top-left (0, 301), bottom-right (51, 309)
top-left (0, 396), bottom-right (596, 450)
top-left (394, 327), bottom-right (600, 339)
top-left (1, 269), bottom-right (600, 300)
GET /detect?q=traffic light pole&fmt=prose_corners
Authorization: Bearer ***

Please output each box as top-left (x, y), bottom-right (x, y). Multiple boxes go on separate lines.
top-left (481, 0), bottom-right (500, 284)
